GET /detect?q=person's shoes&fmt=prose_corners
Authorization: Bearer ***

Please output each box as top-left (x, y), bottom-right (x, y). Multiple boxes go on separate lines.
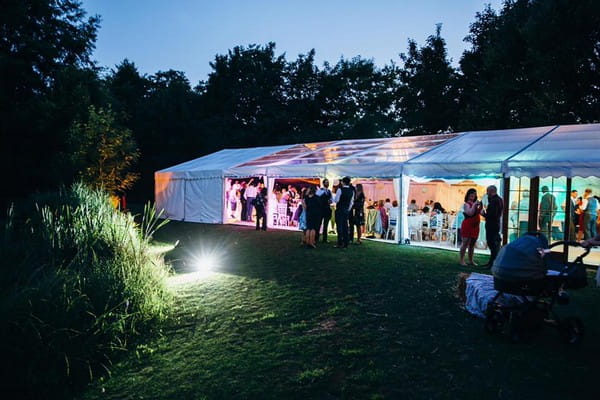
top-left (481, 263), bottom-right (492, 268)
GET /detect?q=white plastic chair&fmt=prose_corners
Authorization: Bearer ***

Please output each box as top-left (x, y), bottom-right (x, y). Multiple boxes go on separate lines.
top-left (385, 217), bottom-right (397, 240)
top-left (443, 215), bottom-right (458, 246)
top-left (408, 215), bottom-right (423, 241)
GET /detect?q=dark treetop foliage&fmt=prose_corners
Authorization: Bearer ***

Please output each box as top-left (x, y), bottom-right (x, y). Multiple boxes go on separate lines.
top-left (2, 0), bottom-right (600, 204)
top-left (1, 0), bottom-right (101, 202)
top-left (458, 0), bottom-right (600, 130)
top-left (398, 24), bottom-right (460, 135)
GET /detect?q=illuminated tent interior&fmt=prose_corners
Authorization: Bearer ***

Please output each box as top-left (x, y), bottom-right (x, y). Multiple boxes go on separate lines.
top-left (156, 124), bottom-right (600, 259)
top-left (156, 134), bottom-right (458, 225)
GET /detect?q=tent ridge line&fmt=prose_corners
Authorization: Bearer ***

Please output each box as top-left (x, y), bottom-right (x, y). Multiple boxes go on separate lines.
top-left (403, 131), bottom-right (469, 164)
top-left (504, 125), bottom-right (560, 163)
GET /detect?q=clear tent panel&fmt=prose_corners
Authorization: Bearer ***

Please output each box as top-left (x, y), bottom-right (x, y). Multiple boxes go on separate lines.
top-left (509, 124), bottom-right (600, 162)
top-left (409, 126), bottom-right (555, 164)
top-left (504, 124), bottom-right (600, 177)
top-left (232, 133), bottom-right (459, 171)
top-left (235, 142), bottom-right (337, 167)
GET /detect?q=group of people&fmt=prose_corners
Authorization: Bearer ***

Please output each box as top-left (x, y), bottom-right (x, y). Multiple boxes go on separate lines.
top-left (408, 199), bottom-right (445, 215)
top-left (459, 185), bottom-right (504, 268)
top-left (293, 177), bottom-right (364, 248)
top-left (227, 179), bottom-right (269, 231)
top-left (568, 188), bottom-right (599, 240)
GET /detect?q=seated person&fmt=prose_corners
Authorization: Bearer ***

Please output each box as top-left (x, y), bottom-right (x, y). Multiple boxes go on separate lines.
top-left (377, 200), bottom-right (388, 232)
top-left (407, 199), bottom-right (419, 212)
top-left (389, 200), bottom-right (399, 221)
top-left (432, 202), bottom-right (445, 214)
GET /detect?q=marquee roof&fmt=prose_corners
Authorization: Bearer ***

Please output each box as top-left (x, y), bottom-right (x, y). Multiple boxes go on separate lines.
top-left (156, 124), bottom-right (600, 180)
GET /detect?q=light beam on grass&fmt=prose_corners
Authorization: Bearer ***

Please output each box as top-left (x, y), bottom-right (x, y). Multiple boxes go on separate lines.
top-left (168, 240), bottom-right (229, 286)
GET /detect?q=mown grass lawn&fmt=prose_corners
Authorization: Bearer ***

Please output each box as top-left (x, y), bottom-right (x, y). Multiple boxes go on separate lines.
top-left (80, 222), bottom-right (599, 399)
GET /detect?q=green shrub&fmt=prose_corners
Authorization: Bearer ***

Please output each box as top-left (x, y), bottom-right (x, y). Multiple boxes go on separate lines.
top-left (0, 184), bottom-right (172, 398)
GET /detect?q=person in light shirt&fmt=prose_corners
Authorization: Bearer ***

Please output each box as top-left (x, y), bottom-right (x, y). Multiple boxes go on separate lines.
top-left (384, 198), bottom-right (393, 211)
top-left (244, 181), bottom-right (258, 222)
top-left (407, 199), bottom-right (419, 213)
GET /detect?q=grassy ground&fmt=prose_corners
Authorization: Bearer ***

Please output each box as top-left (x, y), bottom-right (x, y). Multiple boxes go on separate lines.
top-left (80, 222), bottom-right (599, 400)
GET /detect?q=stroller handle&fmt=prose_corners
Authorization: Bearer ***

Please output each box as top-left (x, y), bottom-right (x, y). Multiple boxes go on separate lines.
top-left (549, 240), bottom-right (591, 259)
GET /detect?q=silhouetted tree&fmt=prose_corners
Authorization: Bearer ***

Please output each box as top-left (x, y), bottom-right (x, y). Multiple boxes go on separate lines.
top-left (69, 106), bottom-right (139, 194)
top-left (458, 0), bottom-right (600, 129)
top-left (0, 0), bottom-right (100, 202)
top-left (397, 24), bottom-right (459, 135)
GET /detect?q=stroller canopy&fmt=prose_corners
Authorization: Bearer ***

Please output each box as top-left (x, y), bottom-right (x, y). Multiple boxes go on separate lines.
top-left (492, 234), bottom-right (549, 282)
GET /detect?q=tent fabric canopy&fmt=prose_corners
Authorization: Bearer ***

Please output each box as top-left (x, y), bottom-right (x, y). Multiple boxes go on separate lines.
top-left (155, 123), bottom-right (600, 225)
top-left (225, 134), bottom-right (458, 178)
top-left (156, 145), bottom-right (294, 179)
top-left (402, 126), bottom-right (556, 178)
top-left (504, 124), bottom-right (600, 177)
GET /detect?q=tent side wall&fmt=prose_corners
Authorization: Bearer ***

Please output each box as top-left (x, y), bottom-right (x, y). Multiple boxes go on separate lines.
top-left (155, 172), bottom-right (224, 223)
top-left (184, 177), bottom-right (224, 223)
top-left (155, 172), bottom-right (186, 220)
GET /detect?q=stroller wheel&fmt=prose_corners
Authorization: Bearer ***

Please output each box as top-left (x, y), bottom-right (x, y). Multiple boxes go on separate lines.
top-left (508, 312), bottom-right (531, 344)
top-left (484, 308), bottom-right (505, 334)
top-left (559, 317), bottom-right (584, 345)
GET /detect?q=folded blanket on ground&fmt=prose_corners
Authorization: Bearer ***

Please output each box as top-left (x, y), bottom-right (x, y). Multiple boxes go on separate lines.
top-left (465, 273), bottom-right (524, 318)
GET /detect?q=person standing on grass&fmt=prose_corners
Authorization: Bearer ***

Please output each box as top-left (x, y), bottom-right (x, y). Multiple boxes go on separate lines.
top-left (350, 183), bottom-right (366, 244)
top-left (459, 188), bottom-right (482, 267)
top-left (480, 185), bottom-right (503, 268)
top-left (333, 176), bottom-right (354, 248)
top-left (316, 178), bottom-right (333, 243)
top-left (254, 187), bottom-right (268, 231)
top-left (304, 186), bottom-right (322, 248)
top-left (298, 187), bottom-right (308, 245)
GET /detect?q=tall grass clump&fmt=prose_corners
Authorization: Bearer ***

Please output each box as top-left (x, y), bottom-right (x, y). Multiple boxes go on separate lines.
top-left (0, 184), bottom-right (172, 399)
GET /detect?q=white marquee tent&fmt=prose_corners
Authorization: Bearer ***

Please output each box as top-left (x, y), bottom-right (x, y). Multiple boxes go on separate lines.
top-left (155, 145), bottom-right (292, 222)
top-left (156, 134), bottom-right (456, 225)
top-left (155, 124), bottom-right (600, 240)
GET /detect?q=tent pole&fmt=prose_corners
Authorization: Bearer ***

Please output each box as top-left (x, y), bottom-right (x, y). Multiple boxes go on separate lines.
top-left (528, 177), bottom-right (540, 233)
top-left (564, 177), bottom-right (572, 262)
top-left (502, 176), bottom-right (510, 245)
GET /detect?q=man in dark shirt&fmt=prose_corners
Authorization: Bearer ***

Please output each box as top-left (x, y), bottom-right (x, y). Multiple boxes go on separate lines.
top-left (481, 185), bottom-right (504, 268)
top-left (333, 176), bottom-right (354, 248)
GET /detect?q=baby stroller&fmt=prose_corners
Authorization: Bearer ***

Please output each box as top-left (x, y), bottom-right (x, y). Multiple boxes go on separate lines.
top-left (484, 232), bottom-right (590, 344)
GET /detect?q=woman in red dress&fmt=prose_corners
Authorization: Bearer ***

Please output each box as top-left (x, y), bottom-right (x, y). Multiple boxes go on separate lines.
top-left (459, 188), bottom-right (483, 266)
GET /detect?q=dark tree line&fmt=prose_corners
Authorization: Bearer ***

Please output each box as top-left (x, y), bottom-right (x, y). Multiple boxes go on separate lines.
top-left (2, 0), bottom-right (599, 204)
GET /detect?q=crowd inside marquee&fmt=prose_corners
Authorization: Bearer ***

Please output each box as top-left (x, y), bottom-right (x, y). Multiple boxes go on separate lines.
top-left (223, 175), bottom-right (600, 265)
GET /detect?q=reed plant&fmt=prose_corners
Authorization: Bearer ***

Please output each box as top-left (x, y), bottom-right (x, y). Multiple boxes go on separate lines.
top-left (0, 184), bottom-right (172, 399)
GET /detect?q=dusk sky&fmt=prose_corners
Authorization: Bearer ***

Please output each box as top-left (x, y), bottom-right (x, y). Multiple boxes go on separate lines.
top-left (81, 0), bottom-right (504, 85)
